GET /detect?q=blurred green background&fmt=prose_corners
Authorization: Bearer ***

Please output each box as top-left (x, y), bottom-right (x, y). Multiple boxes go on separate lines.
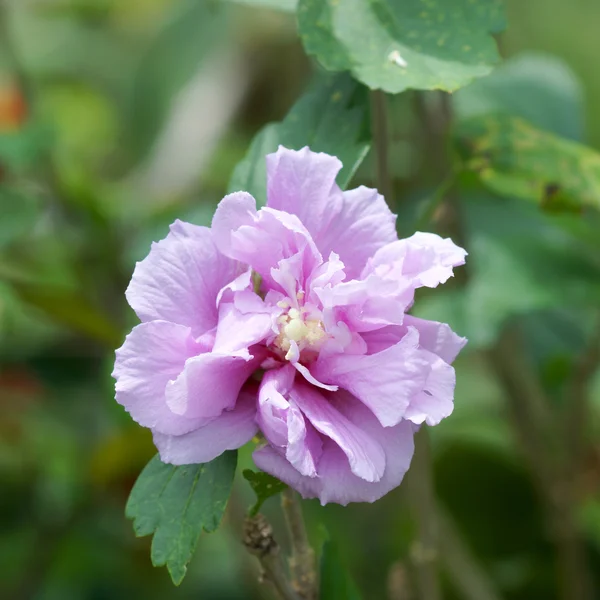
top-left (1, 1), bottom-right (600, 599)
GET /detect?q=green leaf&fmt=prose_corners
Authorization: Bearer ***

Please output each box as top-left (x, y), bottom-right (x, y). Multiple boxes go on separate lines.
top-left (320, 541), bottom-right (362, 600)
top-left (228, 73), bottom-right (370, 204)
top-left (297, 0), bottom-right (505, 93)
top-left (453, 52), bottom-right (585, 141)
top-left (242, 469), bottom-right (287, 516)
top-left (126, 452), bottom-right (237, 585)
top-left (126, 0), bottom-right (228, 162)
top-left (454, 115), bottom-right (600, 211)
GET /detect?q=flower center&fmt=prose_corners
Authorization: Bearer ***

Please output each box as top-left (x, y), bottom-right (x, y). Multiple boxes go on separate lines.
top-left (273, 304), bottom-right (327, 361)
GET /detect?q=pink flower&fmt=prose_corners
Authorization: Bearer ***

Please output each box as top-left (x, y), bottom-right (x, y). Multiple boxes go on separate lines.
top-left (113, 147), bottom-right (467, 505)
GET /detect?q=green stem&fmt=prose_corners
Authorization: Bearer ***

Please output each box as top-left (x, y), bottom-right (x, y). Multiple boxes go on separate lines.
top-left (281, 489), bottom-right (317, 599)
top-left (370, 89), bottom-right (393, 205)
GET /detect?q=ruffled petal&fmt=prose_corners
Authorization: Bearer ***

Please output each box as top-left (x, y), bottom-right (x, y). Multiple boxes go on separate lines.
top-left (165, 349), bottom-right (263, 419)
top-left (266, 147), bottom-right (397, 278)
top-left (126, 221), bottom-right (242, 337)
top-left (113, 321), bottom-right (210, 436)
top-left (212, 191), bottom-right (321, 292)
top-left (367, 232), bottom-right (467, 291)
top-left (257, 366), bottom-right (322, 477)
top-left (213, 290), bottom-right (279, 353)
top-left (254, 392), bottom-right (415, 505)
top-left (313, 327), bottom-right (429, 427)
top-left (404, 352), bottom-right (456, 426)
top-left (153, 386), bottom-right (259, 465)
top-left (362, 317), bottom-right (467, 364)
top-left (290, 382), bottom-right (385, 482)
top-left (403, 315), bottom-right (467, 364)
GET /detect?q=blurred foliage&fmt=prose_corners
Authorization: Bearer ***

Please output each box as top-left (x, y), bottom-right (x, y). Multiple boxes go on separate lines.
top-left (0, 0), bottom-right (599, 599)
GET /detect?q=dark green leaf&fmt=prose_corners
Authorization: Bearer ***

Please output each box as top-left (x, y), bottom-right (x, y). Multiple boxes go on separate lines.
top-left (228, 73), bottom-right (370, 203)
top-left (453, 52), bottom-right (585, 141)
top-left (320, 540), bottom-right (362, 600)
top-left (126, 0), bottom-right (228, 161)
top-left (454, 115), bottom-right (600, 211)
top-left (126, 452), bottom-right (237, 585)
top-left (242, 469), bottom-right (287, 516)
top-left (297, 0), bottom-right (505, 93)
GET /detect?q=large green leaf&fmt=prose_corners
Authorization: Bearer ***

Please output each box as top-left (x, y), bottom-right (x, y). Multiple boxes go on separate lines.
top-left (453, 52), bottom-right (585, 141)
top-left (228, 73), bottom-right (369, 203)
top-left (454, 115), bottom-right (600, 211)
top-left (126, 452), bottom-right (237, 585)
top-left (297, 0), bottom-right (505, 93)
top-left (320, 541), bottom-right (362, 600)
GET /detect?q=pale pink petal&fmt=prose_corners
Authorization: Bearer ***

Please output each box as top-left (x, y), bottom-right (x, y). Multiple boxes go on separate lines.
top-left (153, 386), bottom-right (259, 465)
top-left (216, 268), bottom-right (253, 306)
top-left (312, 328), bottom-right (429, 427)
top-left (257, 366), bottom-right (322, 477)
top-left (165, 349), bottom-right (263, 419)
top-left (362, 317), bottom-right (466, 364)
top-left (367, 232), bottom-right (467, 290)
top-left (266, 147), bottom-right (397, 278)
top-left (404, 352), bottom-right (456, 426)
top-left (126, 221), bottom-right (242, 337)
top-left (113, 321), bottom-right (210, 436)
top-left (212, 191), bottom-right (321, 292)
top-left (254, 392), bottom-right (415, 505)
top-left (213, 290), bottom-right (278, 353)
top-left (290, 382), bottom-right (385, 482)
top-left (403, 315), bottom-right (467, 364)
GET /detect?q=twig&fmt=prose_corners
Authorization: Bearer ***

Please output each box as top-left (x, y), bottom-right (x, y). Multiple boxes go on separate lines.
top-left (280, 488), bottom-right (317, 599)
top-left (370, 89), bottom-right (393, 206)
top-left (565, 314), bottom-right (600, 468)
top-left (243, 513), bottom-right (301, 600)
top-left (406, 428), bottom-right (442, 600)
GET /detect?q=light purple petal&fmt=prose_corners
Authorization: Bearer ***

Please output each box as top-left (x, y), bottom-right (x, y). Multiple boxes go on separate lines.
top-left (367, 232), bottom-right (467, 291)
top-left (212, 191), bottom-right (321, 292)
top-left (153, 386), bottom-right (259, 465)
top-left (362, 317), bottom-right (467, 364)
top-left (126, 220), bottom-right (242, 338)
top-left (113, 321), bottom-right (211, 436)
top-left (266, 147), bottom-right (397, 278)
top-left (290, 382), bottom-right (385, 482)
top-left (165, 349), bottom-right (262, 419)
top-left (404, 352), bottom-right (456, 426)
top-left (312, 328), bottom-right (429, 427)
top-left (254, 392), bottom-right (415, 505)
top-left (402, 315), bottom-right (467, 364)
top-left (213, 290), bottom-right (278, 353)
top-left (257, 366), bottom-right (322, 477)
